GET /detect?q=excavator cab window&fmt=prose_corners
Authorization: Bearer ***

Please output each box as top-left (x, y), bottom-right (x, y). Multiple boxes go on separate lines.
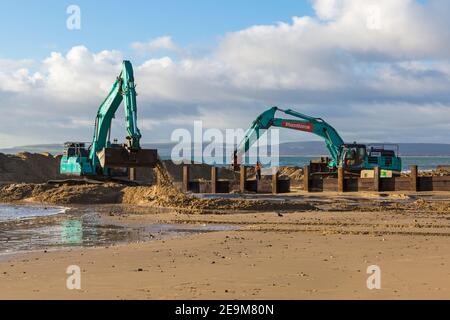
top-left (64, 143), bottom-right (88, 158)
top-left (342, 144), bottom-right (366, 169)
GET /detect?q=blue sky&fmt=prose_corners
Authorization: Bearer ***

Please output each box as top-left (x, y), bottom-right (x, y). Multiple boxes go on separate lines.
top-left (0, 0), bottom-right (449, 147)
top-left (0, 0), bottom-right (314, 60)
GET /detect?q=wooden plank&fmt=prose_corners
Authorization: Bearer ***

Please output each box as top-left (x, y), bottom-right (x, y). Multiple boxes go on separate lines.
top-left (346, 178), bottom-right (359, 192)
top-left (418, 177), bottom-right (433, 192)
top-left (431, 176), bottom-right (450, 182)
top-left (323, 180), bottom-right (338, 192)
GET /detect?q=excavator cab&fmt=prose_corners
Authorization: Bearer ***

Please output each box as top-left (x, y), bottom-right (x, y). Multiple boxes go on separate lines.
top-left (60, 142), bottom-right (95, 176)
top-left (339, 144), bottom-right (367, 171)
top-left (339, 144), bottom-right (402, 173)
top-left (364, 144), bottom-right (402, 173)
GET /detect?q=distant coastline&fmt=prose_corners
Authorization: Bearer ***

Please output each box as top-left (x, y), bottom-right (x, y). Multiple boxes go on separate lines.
top-left (2, 142), bottom-right (450, 157)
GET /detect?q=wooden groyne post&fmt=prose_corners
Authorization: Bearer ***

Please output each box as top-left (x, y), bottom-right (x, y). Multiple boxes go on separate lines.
top-left (338, 167), bottom-right (345, 193)
top-left (211, 166), bottom-right (218, 194)
top-left (272, 168), bottom-right (279, 194)
top-left (183, 165), bottom-right (190, 192)
top-left (240, 166), bottom-right (247, 193)
top-left (410, 165), bottom-right (418, 192)
top-left (303, 165), bottom-right (310, 192)
top-left (374, 166), bottom-right (380, 192)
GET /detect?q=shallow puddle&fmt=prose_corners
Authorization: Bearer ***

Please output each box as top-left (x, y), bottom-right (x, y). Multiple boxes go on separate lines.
top-left (0, 204), bottom-right (67, 221)
top-left (0, 205), bottom-right (234, 257)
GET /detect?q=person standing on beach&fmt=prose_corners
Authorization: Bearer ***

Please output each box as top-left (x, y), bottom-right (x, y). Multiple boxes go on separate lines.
top-left (256, 161), bottom-right (262, 181)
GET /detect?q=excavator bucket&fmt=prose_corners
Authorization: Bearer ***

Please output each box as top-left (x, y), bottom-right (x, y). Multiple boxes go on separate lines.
top-left (97, 147), bottom-right (158, 169)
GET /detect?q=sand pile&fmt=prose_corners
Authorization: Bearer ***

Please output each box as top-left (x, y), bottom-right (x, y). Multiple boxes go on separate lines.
top-left (0, 183), bottom-right (123, 204)
top-left (278, 167), bottom-right (304, 187)
top-left (0, 181), bottom-right (317, 213)
top-left (436, 166), bottom-right (450, 176)
top-left (121, 184), bottom-right (317, 213)
top-left (402, 167), bottom-right (450, 177)
top-left (409, 199), bottom-right (450, 213)
top-left (245, 166), bottom-right (303, 183)
top-left (0, 152), bottom-right (64, 183)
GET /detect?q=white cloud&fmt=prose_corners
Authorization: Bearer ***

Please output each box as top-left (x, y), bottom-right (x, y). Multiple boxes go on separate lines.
top-left (132, 36), bottom-right (178, 53)
top-left (313, 0), bottom-right (344, 20)
top-left (0, 0), bottom-right (450, 147)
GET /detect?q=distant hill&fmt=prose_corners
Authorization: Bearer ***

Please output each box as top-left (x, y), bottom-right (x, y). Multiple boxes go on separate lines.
top-left (0, 144), bottom-right (64, 155)
top-left (1, 142), bottom-right (450, 157)
top-left (278, 142), bottom-right (450, 157)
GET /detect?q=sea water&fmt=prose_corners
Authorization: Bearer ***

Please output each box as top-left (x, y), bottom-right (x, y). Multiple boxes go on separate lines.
top-left (195, 156), bottom-right (450, 171)
top-left (0, 205), bottom-right (234, 256)
top-left (0, 204), bottom-right (66, 221)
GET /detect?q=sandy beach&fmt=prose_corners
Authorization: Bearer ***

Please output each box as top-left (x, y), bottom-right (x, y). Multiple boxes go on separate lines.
top-left (1, 192), bottom-right (449, 300)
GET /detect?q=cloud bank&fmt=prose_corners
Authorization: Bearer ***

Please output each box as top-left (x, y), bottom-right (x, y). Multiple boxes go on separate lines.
top-left (0, 0), bottom-right (449, 147)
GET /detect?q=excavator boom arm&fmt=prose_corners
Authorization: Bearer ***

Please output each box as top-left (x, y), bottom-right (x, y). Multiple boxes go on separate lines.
top-left (235, 107), bottom-right (345, 168)
top-left (60, 60), bottom-right (158, 177)
top-left (89, 61), bottom-right (143, 167)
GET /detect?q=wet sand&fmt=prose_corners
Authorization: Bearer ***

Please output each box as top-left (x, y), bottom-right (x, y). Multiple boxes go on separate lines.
top-left (0, 192), bottom-right (449, 300)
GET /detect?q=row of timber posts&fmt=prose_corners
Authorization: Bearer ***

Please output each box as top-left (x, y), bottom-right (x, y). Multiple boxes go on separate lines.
top-left (183, 165), bottom-right (220, 193)
top-left (182, 164), bottom-right (421, 193)
top-left (303, 164), bottom-right (420, 193)
top-left (240, 165), bottom-right (279, 194)
top-left (182, 164), bottom-right (281, 194)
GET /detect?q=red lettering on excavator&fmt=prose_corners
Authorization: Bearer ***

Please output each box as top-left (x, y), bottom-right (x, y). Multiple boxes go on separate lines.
top-left (282, 121), bottom-right (314, 132)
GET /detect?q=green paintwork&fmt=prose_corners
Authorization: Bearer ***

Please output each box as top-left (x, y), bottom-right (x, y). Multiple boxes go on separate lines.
top-left (60, 61), bottom-right (143, 176)
top-left (235, 106), bottom-right (402, 172)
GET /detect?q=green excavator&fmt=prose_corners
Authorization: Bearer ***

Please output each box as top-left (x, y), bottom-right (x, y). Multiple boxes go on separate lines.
top-left (233, 107), bottom-right (402, 174)
top-left (60, 60), bottom-right (157, 177)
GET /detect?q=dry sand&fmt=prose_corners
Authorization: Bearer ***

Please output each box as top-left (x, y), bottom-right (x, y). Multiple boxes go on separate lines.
top-left (0, 153), bottom-right (449, 299)
top-left (0, 193), bottom-right (449, 300)
top-left (0, 153), bottom-right (64, 184)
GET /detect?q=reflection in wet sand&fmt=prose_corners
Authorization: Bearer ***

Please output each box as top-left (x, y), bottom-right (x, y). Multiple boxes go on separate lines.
top-left (0, 206), bottom-right (234, 256)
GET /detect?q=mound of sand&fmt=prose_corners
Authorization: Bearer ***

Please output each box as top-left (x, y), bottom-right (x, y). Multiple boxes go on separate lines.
top-left (0, 183), bottom-right (124, 205)
top-left (410, 199), bottom-right (450, 213)
top-left (0, 152), bottom-right (64, 183)
top-left (122, 185), bottom-right (316, 213)
top-left (244, 166), bottom-right (304, 186)
top-left (0, 182), bottom-right (317, 213)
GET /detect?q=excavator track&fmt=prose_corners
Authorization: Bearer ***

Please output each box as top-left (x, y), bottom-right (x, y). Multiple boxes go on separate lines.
top-left (46, 177), bottom-right (140, 186)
